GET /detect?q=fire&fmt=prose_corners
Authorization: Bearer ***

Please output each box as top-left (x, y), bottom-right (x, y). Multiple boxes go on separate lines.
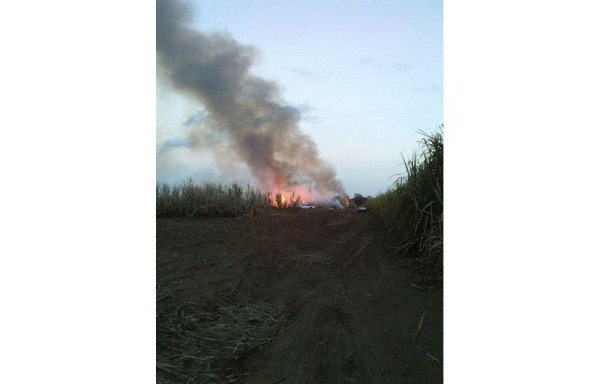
top-left (267, 190), bottom-right (304, 208)
top-left (341, 196), bottom-right (350, 207)
top-left (266, 186), bottom-right (349, 209)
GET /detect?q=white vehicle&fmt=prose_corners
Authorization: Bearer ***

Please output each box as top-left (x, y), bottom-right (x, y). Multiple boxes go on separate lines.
top-left (300, 204), bottom-right (316, 209)
top-left (357, 205), bottom-right (367, 212)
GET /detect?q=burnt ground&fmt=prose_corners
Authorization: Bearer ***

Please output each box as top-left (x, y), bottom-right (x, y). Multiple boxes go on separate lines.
top-left (157, 210), bottom-right (442, 383)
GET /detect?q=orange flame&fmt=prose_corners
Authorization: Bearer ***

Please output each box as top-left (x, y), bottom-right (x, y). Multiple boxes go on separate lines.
top-left (267, 186), bottom-right (349, 209)
top-left (268, 190), bottom-right (305, 208)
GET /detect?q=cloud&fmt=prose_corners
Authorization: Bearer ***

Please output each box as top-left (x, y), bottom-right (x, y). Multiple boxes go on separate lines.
top-left (358, 58), bottom-right (411, 73)
top-left (409, 84), bottom-right (442, 93)
top-left (392, 62), bottom-right (410, 71)
top-left (357, 57), bottom-right (376, 65)
top-left (301, 115), bottom-right (320, 124)
top-left (157, 137), bottom-right (191, 153)
top-left (292, 102), bottom-right (315, 115)
top-left (184, 110), bottom-right (206, 126)
top-left (286, 68), bottom-right (319, 80)
top-left (289, 102), bottom-right (320, 125)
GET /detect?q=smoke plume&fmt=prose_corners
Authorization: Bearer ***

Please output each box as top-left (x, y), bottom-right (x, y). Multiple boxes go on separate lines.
top-left (157, 0), bottom-right (346, 199)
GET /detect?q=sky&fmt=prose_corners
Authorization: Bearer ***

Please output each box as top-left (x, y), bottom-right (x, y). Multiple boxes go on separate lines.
top-left (157, 0), bottom-right (442, 197)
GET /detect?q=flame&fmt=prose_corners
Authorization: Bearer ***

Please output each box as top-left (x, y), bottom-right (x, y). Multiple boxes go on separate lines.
top-left (266, 185), bottom-right (349, 209)
top-left (268, 190), bottom-right (304, 208)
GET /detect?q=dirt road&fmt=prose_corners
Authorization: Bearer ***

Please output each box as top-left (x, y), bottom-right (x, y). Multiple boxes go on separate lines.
top-left (157, 210), bottom-right (442, 383)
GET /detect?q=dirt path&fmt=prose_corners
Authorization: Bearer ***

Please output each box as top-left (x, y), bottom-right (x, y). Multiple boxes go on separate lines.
top-left (157, 210), bottom-right (442, 383)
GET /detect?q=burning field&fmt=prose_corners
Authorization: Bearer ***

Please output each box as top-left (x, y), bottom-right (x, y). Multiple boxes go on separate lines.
top-left (156, 180), bottom-right (349, 218)
top-left (157, 0), bottom-right (348, 205)
top-left (156, 2), bottom-right (443, 383)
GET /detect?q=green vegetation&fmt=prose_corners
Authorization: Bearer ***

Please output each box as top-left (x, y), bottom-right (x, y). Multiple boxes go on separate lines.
top-left (156, 179), bottom-right (279, 217)
top-left (369, 127), bottom-right (443, 286)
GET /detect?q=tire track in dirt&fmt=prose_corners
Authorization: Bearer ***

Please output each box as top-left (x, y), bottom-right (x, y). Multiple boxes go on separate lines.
top-left (288, 276), bottom-right (390, 383)
top-left (158, 211), bottom-right (443, 383)
top-left (265, 292), bottom-right (347, 383)
top-left (321, 214), bottom-right (389, 383)
top-left (341, 290), bottom-right (391, 384)
top-left (288, 295), bottom-right (324, 383)
top-left (317, 290), bottom-right (349, 384)
top-left (343, 231), bottom-right (373, 268)
top-left (293, 289), bottom-right (348, 384)
top-left (324, 320), bottom-right (344, 384)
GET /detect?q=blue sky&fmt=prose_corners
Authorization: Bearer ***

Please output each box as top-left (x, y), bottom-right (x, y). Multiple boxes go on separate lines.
top-left (157, 0), bottom-right (442, 196)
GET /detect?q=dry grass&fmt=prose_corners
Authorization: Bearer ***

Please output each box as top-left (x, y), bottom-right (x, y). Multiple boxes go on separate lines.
top-left (157, 288), bottom-right (286, 383)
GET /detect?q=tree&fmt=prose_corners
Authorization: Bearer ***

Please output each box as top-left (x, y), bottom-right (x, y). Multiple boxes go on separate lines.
top-left (353, 193), bottom-right (367, 206)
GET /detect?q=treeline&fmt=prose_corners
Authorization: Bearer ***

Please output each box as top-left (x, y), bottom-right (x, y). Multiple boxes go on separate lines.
top-left (368, 128), bottom-right (443, 285)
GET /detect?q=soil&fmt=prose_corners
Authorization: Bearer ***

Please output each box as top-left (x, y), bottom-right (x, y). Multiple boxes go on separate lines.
top-left (157, 209), bottom-right (443, 383)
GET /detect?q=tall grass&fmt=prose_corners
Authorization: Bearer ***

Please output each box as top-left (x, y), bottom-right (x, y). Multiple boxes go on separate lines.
top-left (369, 127), bottom-right (443, 285)
top-left (156, 179), bottom-right (275, 217)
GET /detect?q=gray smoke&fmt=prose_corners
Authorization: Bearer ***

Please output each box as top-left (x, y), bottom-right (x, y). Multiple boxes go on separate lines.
top-left (157, 0), bottom-right (346, 198)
